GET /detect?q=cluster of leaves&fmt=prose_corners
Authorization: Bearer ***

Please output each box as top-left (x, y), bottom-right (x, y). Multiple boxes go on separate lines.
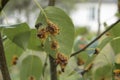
top-left (1, 1), bottom-right (120, 80)
top-left (0, 6), bottom-right (75, 80)
top-left (73, 23), bottom-right (120, 80)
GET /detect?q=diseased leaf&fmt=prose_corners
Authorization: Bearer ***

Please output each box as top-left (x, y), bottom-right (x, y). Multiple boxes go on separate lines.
top-left (92, 44), bottom-right (114, 80)
top-left (3, 39), bottom-right (23, 67)
top-left (20, 55), bottom-right (42, 80)
top-left (36, 7), bottom-right (74, 57)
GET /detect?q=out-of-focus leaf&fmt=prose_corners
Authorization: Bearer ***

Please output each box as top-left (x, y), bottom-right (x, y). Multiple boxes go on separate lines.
top-left (20, 55), bottom-right (42, 80)
top-left (36, 6), bottom-right (74, 57)
top-left (86, 41), bottom-right (98, 55)
top-left (98, 36), bottom-right (112, 50)
top-left (28, 29), bottom-right (43, 51)
top-left (85, 54), bottom-right (96, 67)
top-left (3, 39), bottom-right (23, 67)
top-left (110, 23), bottom-right (120, 54)
top-left (114, 63), bottom-right (120, 69)
top-left (74, 37), bottom-right (87, 51)
top-left (77, 52), bottom-right (89, 65)
top-left (75, 27), bottom-right (88, 38)
top-left (0, 26), bottom-right (3, 32)
top-left (93, 65), bottom-right (112, 80)
top-left (92, 44), bottom-right (114, 80)
top-left (3, 23), bottom-right (30, 49)
top-left (115, 53), bottom-right (120, 64)
top-left (115, 12), bottom-right (120, 18)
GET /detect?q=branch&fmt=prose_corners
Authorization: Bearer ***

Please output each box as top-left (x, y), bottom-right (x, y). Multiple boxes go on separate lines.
top-left (0, 33), bottom-right (11, 80)
top-left (0, 0), bottom-right (11, 80)
top-left (49, 55), bottom-right (57, 80)
top-left (0, 0), bottom-right (9, 12)
top-left (70, 19), bottom-right (120, 57)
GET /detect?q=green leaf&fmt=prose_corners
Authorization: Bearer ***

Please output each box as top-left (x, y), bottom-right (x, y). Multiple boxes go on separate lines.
top-left (0, 26), bottom-right (3, 32)
top-left (77, 52), bottom-right (89, 64)
top-left (115, 53), bottom-right (120, 64)
top-left (3, 39), bottom-right (23, 67)
top-left (28, 29), bottom-right (43, 51)
top-left (114, 63), bottom-right (120, 69)
top-left (20, 55), bottom-right (42, 80)
top-left (37, 7), bottom-right (74, 57)
top-left (92, 44), bottom-right (114, 80)
top-left (75, 27), bottom-right (88, 38)
top-left (110, 23), bottom-right (120, 54)
top-left (93, 65), bottom-right (112, 80)
top-left (3, 23), bottom-right (30, 49)
top-left (98, 36), bottom-right (112, 50)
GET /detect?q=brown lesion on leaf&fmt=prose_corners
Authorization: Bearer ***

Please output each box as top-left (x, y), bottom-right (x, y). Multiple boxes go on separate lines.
top-left (28, 75), bottom-right (36, 80)
top-left (51, 40), bottom-right (59, 50)
top-left (77, 58), bottom-right (85, 66)
top-left (57, 70), bottom-right (62, 75)
top-left (11, 55), bottom-right (18, 65)
top-left (46, 20), bottom-right (60, 36)
top-left (81, 63), bottom-right (93, 76)
top-left (105, 32), bottom-right (111, 36)
top-left (94, 48), bottom-right (100, 55)
top-left (36, 20), bottom-right (60, 47)
top-left (113, 69), bottom-right (120, 80)
top-left (55, 52), bottom-right (68, 72)
top-left (37, 28), bottom-right (48, 40)
top-left (84, 63), bottom-right (93, 71)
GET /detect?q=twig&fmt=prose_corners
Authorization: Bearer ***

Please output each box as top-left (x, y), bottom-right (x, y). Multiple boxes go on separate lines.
top-left (97, 0), bottom-right (102, 35)
top-left (70, 19), bottom-right (120, 57)
top-left (49, 55), bottom-right (57, 80)
top-left (0, 0), bottom-right (11, 80)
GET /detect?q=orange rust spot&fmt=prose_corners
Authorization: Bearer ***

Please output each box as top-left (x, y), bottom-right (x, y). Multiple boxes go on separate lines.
top-left (55, 52), bottom-right (68, 72)
top-left (51, 40), bottom-right (59, 50)
top-left (46, 20), bottom-right (60, 36)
